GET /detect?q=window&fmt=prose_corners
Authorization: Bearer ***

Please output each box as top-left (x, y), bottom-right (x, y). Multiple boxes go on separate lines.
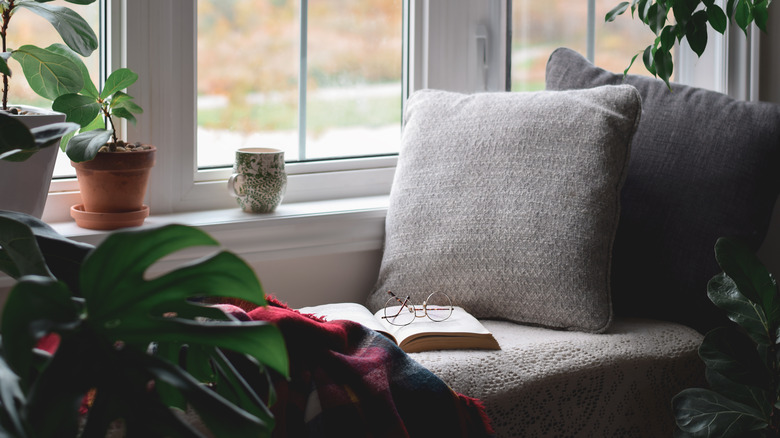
top-left (196, 0), bottom-right (403, 168)
top-left (42, 0), bottom-right (737, 223)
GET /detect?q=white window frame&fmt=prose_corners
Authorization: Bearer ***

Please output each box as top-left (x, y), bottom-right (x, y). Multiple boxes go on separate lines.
top-left (42, 0), bottom-right (509, 223)
top-left (45, 0), bottom-right (756, 224)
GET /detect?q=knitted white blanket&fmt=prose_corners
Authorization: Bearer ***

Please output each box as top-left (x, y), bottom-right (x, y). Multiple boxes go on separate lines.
top-left (411, 318), bottom-right (704, 437)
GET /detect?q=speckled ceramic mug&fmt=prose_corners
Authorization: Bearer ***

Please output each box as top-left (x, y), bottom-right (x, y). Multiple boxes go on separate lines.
top-left (227, 148), bottom-right (287, 213)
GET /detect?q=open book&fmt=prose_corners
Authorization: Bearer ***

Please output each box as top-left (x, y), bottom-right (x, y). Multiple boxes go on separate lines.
top-left (297, 302), bottom-right (500, 354)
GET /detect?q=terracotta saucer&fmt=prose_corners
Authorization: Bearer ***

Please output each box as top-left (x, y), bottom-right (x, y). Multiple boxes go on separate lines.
top-left (70, 204), bottom-right (150, 230)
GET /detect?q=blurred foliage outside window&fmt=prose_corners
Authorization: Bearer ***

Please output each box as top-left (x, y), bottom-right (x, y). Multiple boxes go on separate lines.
top-left (511, 0), bottom-right (665, 92)
top-left (197, 0), bottom-right (404, 166)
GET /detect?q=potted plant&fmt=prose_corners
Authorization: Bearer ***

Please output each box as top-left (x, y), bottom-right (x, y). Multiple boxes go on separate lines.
top-left (0, 210), bottom-right (290, 437)
top-left (0, 0), bottom-right (98, 217)
top-left (673, 237), bottom-right (780, 437)
top-left (606, 0), bottom-right (772, 88)
top-left (51, 55), bottom-right (152, 230)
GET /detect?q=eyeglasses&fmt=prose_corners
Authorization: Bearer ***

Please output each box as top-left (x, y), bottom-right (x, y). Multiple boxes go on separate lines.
top-left (382, 291), bottom-right (454, 326)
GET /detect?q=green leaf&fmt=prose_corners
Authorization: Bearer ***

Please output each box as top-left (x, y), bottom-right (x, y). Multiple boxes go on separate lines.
top-left (623, 52), bottom-right (640, 77)
top-left (0, 340), bottom-right (28, 438)
top-left (1, 276), bottom-right (80, 385)
top-left (10, 45), bottom-right (83, 100)
top-left (713, 237), bottom-right (780, 331)
top-left (643, 44), bottom-right (657, 76)
top-left (705, 368), bottom-right (772, 419)
top-left (0, 210), bottom-right (92, 293)
top-left (727, 0), bottom-right (739, 18)
top-left (52, 93), bottom-right (100, 127)
top-left (735, 0), bottom-right (753, 35)
top-left (111, 106), bottom-right (137, 125)
top-left (111, 91), bottom-right (144, 114)
top-left (101, 68), bottom-right (139, 100)
top-left (0, 113), bottom-right (35, 162)
top-left (686, 10), bottom-right (710, 57)
top-left (138, 351), bottom-right (272, 437)
top-left (78, 225), bottom-right (289, 376)
top-left (637, 0), bottom-right (651, 21)
top-left (647, 2), bottom-right (668, 34)
top-left (660, 25), bottom-right (677, 50)
top-left (45, 43), bottom-right (98, 98)
top-left (606, 2), bottom-right (630, 22)
top-left (30, 121), bottom-right (79, 149)
top-left (0, 216), bottom-right (52, 279)
top-left (699, 328), bottom-right (770, 388)
top-left (65, 128), bottom-right (113, 162)
top-left (0, 55), bottom-right (10, 76)
top-left (673, 388), bottom-right (768, 436)
top-left (754, 1), bottom-right (769, 32)
top-left (708, 273), bottom-right (772, 346)
top-left (654, 46), bottom-right (673, 88)
top-left (15, 2), bottom-right (98, 57)
top-left (707, 4), bottom-right (729, 33)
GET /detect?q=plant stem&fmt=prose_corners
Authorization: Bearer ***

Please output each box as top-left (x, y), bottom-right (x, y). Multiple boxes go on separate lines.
top-left (1, 1), bottom-right (13, 112)
top-left (102, 105), bottom-right (118, 151)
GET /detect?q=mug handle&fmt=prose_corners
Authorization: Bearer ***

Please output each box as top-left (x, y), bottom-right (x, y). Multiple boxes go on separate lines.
top-left (227, 174), bottom-right (246, 198)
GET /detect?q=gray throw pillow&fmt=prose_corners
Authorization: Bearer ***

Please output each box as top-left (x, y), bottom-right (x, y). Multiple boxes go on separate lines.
top-left (366, 86), bottom-right (642, 333)
top-left (545, 47), bottom-right (780, 333)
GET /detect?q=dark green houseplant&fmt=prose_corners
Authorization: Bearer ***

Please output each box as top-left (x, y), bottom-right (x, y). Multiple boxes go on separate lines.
top-left (0, 210), bottom-right (289, 437)
top-left (673, 237), bottom-right (780, 437)
top-left (607, 0), bottom-right (773, 88)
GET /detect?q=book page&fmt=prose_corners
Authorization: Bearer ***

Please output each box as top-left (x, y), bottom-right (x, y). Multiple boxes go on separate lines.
top-left (298, 302), bottom-right (395, 342)
top-left (373, 306), bottom-right (499, 352)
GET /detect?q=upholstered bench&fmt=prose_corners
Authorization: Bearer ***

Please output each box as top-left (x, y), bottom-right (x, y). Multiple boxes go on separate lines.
top-left (355, 47), bottom-right (780, 436)
top-left (411, 319), bottom-right (703, 437)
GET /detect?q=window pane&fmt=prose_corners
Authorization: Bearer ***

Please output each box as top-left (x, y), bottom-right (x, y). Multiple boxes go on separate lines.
top-left (196, 0), bottom-right (403, 168)
top-left (303, 0), bottom-right (403, 161)
top-left (197, 0), bottom-right (300, 168)
top-left (510, 0), bottom-right (589, 92)
top-left (594, 0), bottom-right (668, 76)
top-left (5, 3), bottom-right (101, 178)
top-left (510, 0), bottom-right (660, 92)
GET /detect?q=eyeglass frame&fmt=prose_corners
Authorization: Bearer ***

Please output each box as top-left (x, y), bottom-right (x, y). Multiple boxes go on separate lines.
top-left (381, 291), bottom-right (454, 326)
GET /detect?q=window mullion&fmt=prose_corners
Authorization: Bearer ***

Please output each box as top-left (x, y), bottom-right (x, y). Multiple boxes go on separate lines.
top-left (298, 0), bottom-right (308, 161)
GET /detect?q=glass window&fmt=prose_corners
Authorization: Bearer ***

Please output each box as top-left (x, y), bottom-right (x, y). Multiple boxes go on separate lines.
top-left (510, 0), bottom-right (665, 92)
top-left (5, 2), bottom-right (102, 178)
top-left (196, 0), bottom-right (403, 169)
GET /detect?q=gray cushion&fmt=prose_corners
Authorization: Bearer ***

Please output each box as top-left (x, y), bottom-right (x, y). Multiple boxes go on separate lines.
top-left (545, 47), bottom-right (780, 333)
top-left (366, 86), bottom-right (642, 333)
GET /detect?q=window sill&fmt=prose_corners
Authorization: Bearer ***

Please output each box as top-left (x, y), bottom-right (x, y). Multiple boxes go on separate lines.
top-left (1, 196), bottom-right (389, 290)
top-left (51, 195), bottom-right (389, 258)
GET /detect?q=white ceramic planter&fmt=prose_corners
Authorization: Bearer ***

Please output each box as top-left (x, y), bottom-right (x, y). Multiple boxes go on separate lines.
top-left (0, 105), bottom-right (66, 218)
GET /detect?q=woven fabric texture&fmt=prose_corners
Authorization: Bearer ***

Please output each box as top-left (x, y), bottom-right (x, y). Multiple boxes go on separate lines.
top-left (546, 47), bottom-right (780, 333)
top-left (411, 318), bottom-right (705, 437)
top-left (366, 87), bottom-right (642, 332)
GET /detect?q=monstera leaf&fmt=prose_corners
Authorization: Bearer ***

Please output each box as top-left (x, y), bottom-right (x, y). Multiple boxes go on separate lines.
top-left (0, 219), bottom-right (289, 438)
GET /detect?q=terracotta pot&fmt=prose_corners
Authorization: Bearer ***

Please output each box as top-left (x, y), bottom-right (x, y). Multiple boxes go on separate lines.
top-left (71, 145), bottom-right (156, 229)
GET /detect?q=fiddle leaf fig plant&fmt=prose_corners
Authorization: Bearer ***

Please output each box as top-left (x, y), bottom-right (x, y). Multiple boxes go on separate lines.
top-left (52, 49), bottom-right (144, 162)
top-left (673, 237), bottom-right (780, 437)
top-left (0, 0), bottom-right (99, 111)
top-left (606, 0), bottom-right (773, 89)
top-left (0, 211), bottom-right (290, 437)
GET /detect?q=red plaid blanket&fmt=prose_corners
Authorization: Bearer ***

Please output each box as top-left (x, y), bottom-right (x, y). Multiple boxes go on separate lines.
top-left (228, 297), bottom-right (494, 438)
